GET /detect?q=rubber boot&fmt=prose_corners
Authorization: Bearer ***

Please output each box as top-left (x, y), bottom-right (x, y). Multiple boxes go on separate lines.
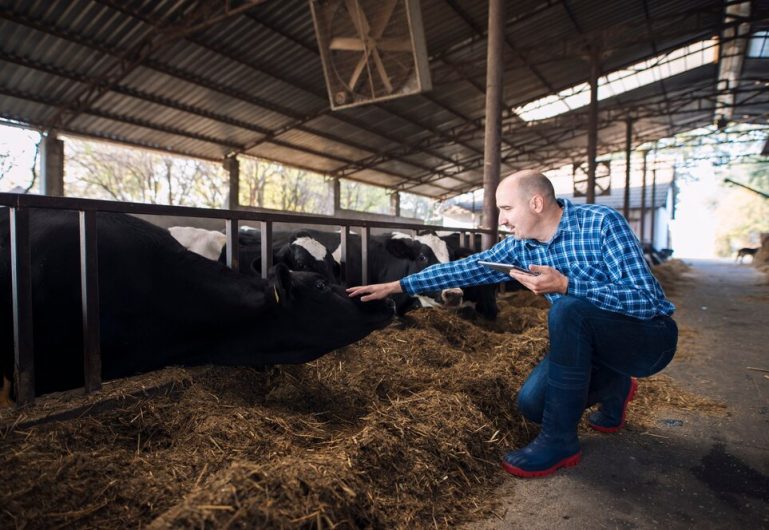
top-left (502, 361), bottom-right (589, 478)
top-left (588, 376), bottom-right (638, 433)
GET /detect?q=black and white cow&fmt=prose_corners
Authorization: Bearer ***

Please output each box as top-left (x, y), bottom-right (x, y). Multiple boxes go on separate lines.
top-left (0, 210), bottom-right (393, 399)
top-left (291, 230), bottom-right (443, 315)
top-left (168, 226), bottom-right (339, 285)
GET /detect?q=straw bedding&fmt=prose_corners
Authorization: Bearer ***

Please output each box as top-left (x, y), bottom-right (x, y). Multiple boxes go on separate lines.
top-left (0, 263), bottom-right (721, 529)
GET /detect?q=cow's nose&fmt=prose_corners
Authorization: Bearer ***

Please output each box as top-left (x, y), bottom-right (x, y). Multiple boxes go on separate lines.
top-left (441, 288), bottom-right (464, 306)
top-left (385, 297), bottom-right (397, 314)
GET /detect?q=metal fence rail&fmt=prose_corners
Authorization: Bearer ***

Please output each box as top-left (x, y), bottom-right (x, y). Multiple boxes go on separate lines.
top-left (0, 192), bottom-right (496, 406)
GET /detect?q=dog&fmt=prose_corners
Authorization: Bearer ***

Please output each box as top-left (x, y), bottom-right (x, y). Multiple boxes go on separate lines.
top-left (735, 247), bottom-right (758, 263)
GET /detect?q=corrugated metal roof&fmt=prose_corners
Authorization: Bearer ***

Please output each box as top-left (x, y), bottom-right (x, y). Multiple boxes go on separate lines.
top-left (1, 0), bottom-right (767, 200)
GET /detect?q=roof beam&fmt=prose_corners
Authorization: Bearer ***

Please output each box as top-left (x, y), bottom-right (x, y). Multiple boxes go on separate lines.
top-left (715, 1), bottom-right (752, 121)
top-left (46, 0), bottom-right (267, 130)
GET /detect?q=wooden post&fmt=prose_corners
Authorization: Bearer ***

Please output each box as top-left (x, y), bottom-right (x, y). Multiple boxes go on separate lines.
top-left (481, 0), bottom-right (505, 250)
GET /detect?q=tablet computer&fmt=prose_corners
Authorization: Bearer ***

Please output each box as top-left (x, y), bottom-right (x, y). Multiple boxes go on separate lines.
top-left (478, 260), bottom-right (540, 276)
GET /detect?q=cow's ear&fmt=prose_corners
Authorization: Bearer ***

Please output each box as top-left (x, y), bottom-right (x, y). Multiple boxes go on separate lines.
top-left (385, 238), bottom-right (418, 260)
top-left (269, 263), bottom-right (293, 306)
top-left (290, 230), bottom-right (312, 242)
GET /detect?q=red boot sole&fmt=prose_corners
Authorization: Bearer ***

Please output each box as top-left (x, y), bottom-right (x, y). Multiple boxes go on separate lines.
top-left (589, 377), bottom-right (639, 433)
top-left (500, 451), bottom-right (582, 478)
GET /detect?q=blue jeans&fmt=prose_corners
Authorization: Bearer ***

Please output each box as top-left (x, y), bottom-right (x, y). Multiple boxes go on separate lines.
top-left (517, 296), bottom-right (678, 423)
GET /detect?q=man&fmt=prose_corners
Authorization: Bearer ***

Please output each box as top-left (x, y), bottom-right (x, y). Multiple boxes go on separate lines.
top-left (347, 170), bottom-right (677, 478)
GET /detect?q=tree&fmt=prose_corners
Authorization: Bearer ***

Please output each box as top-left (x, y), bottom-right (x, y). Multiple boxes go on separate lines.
top-left (65, 139), bottom-right (228, 208)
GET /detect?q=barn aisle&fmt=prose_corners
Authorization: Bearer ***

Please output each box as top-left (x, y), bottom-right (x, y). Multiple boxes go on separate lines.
top-left (466, 259), bottom-right (769, 529)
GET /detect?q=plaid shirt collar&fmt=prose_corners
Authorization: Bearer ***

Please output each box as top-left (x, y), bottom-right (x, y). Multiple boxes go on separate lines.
top-left (524, 198), bottom-right (579, 249)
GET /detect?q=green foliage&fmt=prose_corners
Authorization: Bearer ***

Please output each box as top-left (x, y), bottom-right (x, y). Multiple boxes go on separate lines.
top-left (713, 163), bottom-right (769, 256)
top-left (239, 158), bottom-right (332, 214)
top-left (65, 139), bottom-right (228, 207)
top-left (340, 180), bottom-right (391, 214)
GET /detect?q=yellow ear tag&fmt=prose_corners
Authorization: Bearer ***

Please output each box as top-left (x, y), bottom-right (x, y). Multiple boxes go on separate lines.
top-left (273, 285), bottom-right (280, 304)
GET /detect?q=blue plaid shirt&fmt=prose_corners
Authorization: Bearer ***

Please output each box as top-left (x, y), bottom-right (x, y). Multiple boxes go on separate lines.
top-left (401, 199), bottom-right (675, 320)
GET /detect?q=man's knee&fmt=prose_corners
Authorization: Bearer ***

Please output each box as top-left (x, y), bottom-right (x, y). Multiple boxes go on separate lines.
top-left (548, 296), bottom-right (593, 331)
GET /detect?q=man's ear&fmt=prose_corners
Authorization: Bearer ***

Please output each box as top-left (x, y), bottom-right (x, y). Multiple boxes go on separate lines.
top-left (385, 238), bottom-right (418, 260)
top-left (530, 194), bottom-right (544, 213)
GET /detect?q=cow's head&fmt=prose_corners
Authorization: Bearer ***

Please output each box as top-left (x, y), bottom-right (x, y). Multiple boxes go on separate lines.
top-left (265, 264), bottom-right (393, 361)
top-left (273, 234), bottom-right (340, 284)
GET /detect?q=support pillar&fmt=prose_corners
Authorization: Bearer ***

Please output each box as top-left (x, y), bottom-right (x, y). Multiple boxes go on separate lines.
top-left (332, 177), bottom-right (341, 214)
top-left (40, 131), bottom-right (64, 196)
top-left (481, 0), bottom-right (505, 250)
top-left (623, 118), bottom-right (632, 220)
top-left (224, 155), bottom-right (239, 209)
top-left (640, 151), bottom-right (648, 242)
top-left (390, 190), bottom-right (400, 217)
top-left (650, 168), bottom-right (657, 248)
top-left (586, 47), bottom-right (600, 204)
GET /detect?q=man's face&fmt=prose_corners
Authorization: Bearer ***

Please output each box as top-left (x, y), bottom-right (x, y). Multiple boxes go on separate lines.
top-left (496, 181), bottom-right (537, 240)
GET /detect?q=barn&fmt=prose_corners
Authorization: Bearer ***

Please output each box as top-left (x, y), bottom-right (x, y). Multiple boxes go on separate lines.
top-left (2, 1), bottom-right (769, 527)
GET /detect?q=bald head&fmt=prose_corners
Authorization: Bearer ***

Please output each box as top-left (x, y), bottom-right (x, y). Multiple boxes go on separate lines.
top-left (499, 170), bottom-right (556, 204)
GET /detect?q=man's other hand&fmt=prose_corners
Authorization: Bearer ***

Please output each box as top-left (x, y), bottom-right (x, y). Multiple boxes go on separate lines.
top-left (510, 265), bottom-right (568, 295)
top-left (347, 280), bottom-right (403, 302)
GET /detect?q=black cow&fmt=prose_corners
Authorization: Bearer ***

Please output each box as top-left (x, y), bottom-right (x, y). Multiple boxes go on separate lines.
top-left (0, 210), bottom-right (393, 399)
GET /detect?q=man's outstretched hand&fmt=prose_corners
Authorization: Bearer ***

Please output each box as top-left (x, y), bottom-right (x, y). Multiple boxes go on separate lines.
top-left (347, 280), bottom-right (403, 302)
top-left (510, 265), bottom-right (568, 296)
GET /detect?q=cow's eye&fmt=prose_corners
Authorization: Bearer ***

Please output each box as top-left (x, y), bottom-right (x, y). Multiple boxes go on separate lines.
top-left (314, 279), bottom-right (326, 290)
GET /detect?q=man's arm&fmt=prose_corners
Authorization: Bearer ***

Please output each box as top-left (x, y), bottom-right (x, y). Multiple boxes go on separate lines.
top-left (567, 210), bottom-right (672, 319)
top-left (347, 237), bottom-right (519, 300)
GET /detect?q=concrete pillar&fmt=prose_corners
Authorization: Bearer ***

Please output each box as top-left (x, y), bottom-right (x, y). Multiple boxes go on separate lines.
top-left (223, 155), bottom-right (239, 209)
top-left (390, 191), bottom-right (400, 217)
top-left (40, 131), bottom-right (64, 196)
top-left (481, 0), bottom-right (505, 250)
top-left (332, 177), bottom-right (341, 214)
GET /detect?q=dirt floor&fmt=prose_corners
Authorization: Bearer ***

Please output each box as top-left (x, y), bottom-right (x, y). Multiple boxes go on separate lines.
top-left (463, 258), bottom-right (769, 530)
top-left (1, 259), bottom-right (765, 529)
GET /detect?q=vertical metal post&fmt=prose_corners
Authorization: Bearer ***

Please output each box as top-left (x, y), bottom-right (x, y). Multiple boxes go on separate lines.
top-left (463, 231), bottom-right (471, 248)
top-left (586, 47), bottom-right (600, 205)
top-left (481, 0), bottom-right (505, 250)
top-left (640, 151), bottom-right (648, 242)
top-left (650, 168), bottom-right (657, 248)
top-left (361, 226), bottom-right (370, 285)
top-left (339, 225), bottom-right (349, 283)
top-left (10, 207), bottom-right (35, 405)
top-left (623, 118), bottom-right (632, 220)
top-left (225, 218), bottom-right (239, 271)
top-left (79, 210), bottom-right (101, 393)
top-left (260, 220), bottom-right (272, 279)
